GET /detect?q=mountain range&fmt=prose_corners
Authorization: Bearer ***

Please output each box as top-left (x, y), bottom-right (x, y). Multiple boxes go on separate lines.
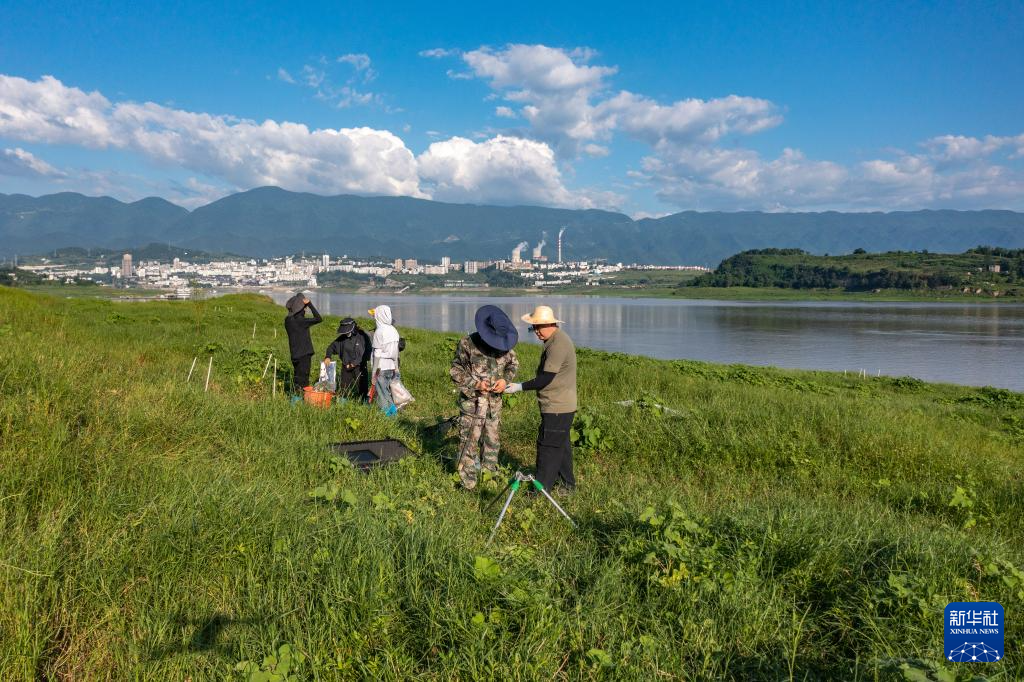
top-left (2, 187), bottom-right (1023, 266)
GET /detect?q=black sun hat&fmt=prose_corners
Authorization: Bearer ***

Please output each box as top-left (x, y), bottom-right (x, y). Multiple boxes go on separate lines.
top-left (285, 293), bottom-right (306, 314)
top-left (474, 305), bottom-right (518, 352)
top-left (337, 317), bottom-right (356, 335)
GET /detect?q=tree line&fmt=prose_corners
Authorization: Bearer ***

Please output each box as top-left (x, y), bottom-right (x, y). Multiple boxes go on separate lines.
top-left (689, 248), bottom-right (1024, 290)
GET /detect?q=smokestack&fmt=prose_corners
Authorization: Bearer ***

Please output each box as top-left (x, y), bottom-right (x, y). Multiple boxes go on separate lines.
top-left (557, 227), bottom-right (566, 263)
top-left (512, 241), bottom-right (529, 263)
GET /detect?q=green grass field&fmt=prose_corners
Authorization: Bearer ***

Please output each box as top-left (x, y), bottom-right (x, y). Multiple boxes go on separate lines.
top-left (1, 288), bottom-right (1021, 680)
top-left (22, 284), bottom-right (173, 300)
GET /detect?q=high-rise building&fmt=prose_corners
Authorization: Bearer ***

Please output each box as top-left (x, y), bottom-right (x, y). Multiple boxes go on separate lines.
top-left (394, 258), bottom-right (404, 271)
top-left (441, 256), bottom-right (451, 273)
top-left (405, 259), bottom-right (418, 270)
top-left (465, 261), bottom-right (479, 275)
top-left (322, 253), bottom-right (330, 268)
top-left (121, 253), bottom-right (133, 278)
top-left (172, 257), bottom-right (181, 270)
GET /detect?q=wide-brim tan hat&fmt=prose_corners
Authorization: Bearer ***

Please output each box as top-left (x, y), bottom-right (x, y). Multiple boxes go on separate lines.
top-left (521, 305), bottom-right (563, 325)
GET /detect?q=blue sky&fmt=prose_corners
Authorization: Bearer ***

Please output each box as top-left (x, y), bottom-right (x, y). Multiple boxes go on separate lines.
top-left (1, 0), bottom-right (1022, 214)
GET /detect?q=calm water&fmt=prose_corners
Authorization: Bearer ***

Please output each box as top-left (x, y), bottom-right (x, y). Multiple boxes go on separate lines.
top-left (266, 292), bottom-right (1024, 391)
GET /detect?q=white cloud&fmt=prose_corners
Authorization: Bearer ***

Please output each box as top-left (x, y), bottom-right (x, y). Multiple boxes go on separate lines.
top-left (338, 53), bottom-right (371, 70)
top-left (641, 146), bottom-right (847, 209)
top-left (456, 44), bottom-right (781, 159)
top-left (0, 147), bottom-right (65, 177)
top-left (4, 73), bottom-right (1022, 212)
top-left (597, 91), bottom-right (782, 145)
top-left (494, 106), bottom-right (516, 118)
top-left (301, 65), bottom-right (325, 88)
top-left (446, 45), bottom-right (1024, 210)
top-left (0, 74), bottom-right (621, 210)
top-left (0, 74), bottom-right (423, 198)
top-left (459, 44), bottom-right (617, 156)
top-left (0, 75), bottom-right (115, 148)
top-left (337, 53), bottom-right (376, 82)
top-left (638, 138), bottom-right (1024, 211)
top-left (417, 135), bottom-right (614, 208)
top-left (419, 48), bottom-right (458, 59)
top-left (921, 133), bottom-right (1024, 162)
top-left (285, 56), bottom-right (382, 107)
top-left (631, 210), bottom-right (672, 220)
top-left (463, 44), bottom-right (616, 94)
top-left (171, 176), bottom-right (233, 209)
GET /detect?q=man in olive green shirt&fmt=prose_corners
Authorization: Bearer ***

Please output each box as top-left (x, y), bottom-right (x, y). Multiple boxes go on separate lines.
top-left (505, 305), bottom-right (577, 492)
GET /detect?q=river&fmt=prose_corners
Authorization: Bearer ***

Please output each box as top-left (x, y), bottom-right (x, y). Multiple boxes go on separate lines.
top-left (263, 291), bottom-right (1024, 391)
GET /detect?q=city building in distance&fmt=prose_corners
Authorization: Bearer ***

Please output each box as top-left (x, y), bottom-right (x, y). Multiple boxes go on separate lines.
top-left (18, 247), bottom-right (709, 293)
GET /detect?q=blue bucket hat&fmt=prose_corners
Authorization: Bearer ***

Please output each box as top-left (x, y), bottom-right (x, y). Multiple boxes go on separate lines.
top-left (474, 305), bottom-right (518, 352)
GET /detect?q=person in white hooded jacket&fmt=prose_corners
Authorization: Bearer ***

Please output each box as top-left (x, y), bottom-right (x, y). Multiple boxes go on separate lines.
top-left (369, 305), bottom-right (401, 415)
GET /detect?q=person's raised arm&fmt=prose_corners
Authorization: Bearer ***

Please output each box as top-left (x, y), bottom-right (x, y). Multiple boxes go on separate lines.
top-left (305, 301), bottom-right (322, 326)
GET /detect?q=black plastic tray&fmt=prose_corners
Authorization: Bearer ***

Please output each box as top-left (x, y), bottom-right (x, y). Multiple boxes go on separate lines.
top-left (328, 439), bottom-right (415, 472)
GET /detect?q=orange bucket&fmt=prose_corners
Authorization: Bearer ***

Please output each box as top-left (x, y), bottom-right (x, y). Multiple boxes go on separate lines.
top-left (303, 386), bottom-right (334, 409)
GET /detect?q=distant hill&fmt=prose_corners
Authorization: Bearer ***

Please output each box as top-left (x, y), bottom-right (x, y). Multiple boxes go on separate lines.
top-left (690, 246), bottom-right (1024, 293)
top-left (21, 243), bottom-right (243, 266)
top-left (3, 187), bottom-right (1024, 265)
top-left (0, 192), bottom-right (187, 256)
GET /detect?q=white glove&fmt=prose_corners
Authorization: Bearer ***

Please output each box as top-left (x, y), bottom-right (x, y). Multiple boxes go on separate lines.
top-left (504, 383), bottom-right (523, 394)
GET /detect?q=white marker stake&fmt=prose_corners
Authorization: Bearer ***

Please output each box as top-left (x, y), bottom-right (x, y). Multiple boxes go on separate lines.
top-left (261, 353), bottom-right (273, 379)
top-left (186, 356), bottom-right (197, 383)
top-left (272, 358), bottom-right (278, 397)
top-left (252, 321), bottom-right (256, 339)
top-left (204, 356), bottom-right (213, 392)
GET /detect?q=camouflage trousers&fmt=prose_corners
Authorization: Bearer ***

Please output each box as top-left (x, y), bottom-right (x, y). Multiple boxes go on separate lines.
top-left (457, 394), bottom-right (503, 489)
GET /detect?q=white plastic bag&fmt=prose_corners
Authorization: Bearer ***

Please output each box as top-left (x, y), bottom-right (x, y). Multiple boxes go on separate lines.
top-left (389, 374), bottom-right (414, 408)
top-left (316, 360), bottom-right (337, 392)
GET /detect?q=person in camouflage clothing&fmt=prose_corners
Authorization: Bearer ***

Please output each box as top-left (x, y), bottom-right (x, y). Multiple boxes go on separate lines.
top-left (449, 305), bottom-right (519, 490)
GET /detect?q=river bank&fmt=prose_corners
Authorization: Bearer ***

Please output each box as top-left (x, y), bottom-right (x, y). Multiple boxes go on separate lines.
top-left (324, 283), bottom-right (1021, 303)
top-left (19, 280), bottom-right (1022, 304)
top-left (1, 288), bottom-right (1021, 678)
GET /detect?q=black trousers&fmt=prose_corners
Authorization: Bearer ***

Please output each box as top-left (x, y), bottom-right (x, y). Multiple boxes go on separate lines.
top-left (339, 364), bottom-right (369, 401)
top-left (535, 411), bottom-right (576, 491)
top-left (292, 354), bottom-right (312, 392)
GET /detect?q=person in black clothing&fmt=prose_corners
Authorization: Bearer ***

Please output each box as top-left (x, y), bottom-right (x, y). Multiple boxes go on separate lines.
top-left (283, 294), bottom-right (322, 393)
top-left (324, 317), bottom-right (371, 400)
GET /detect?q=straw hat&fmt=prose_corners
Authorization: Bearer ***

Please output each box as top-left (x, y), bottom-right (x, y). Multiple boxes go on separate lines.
top-left (520, 305), bottom-right (563, 325)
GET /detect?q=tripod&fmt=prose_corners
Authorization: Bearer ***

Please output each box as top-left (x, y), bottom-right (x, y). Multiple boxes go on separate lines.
top-left (483, 471), bottom-right (575, 545)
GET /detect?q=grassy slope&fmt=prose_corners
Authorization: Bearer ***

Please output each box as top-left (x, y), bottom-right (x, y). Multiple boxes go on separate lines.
top-left (0, 289), bottom-right (1022, 680)
top-left (20, 284), bottom-right (173, 299)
